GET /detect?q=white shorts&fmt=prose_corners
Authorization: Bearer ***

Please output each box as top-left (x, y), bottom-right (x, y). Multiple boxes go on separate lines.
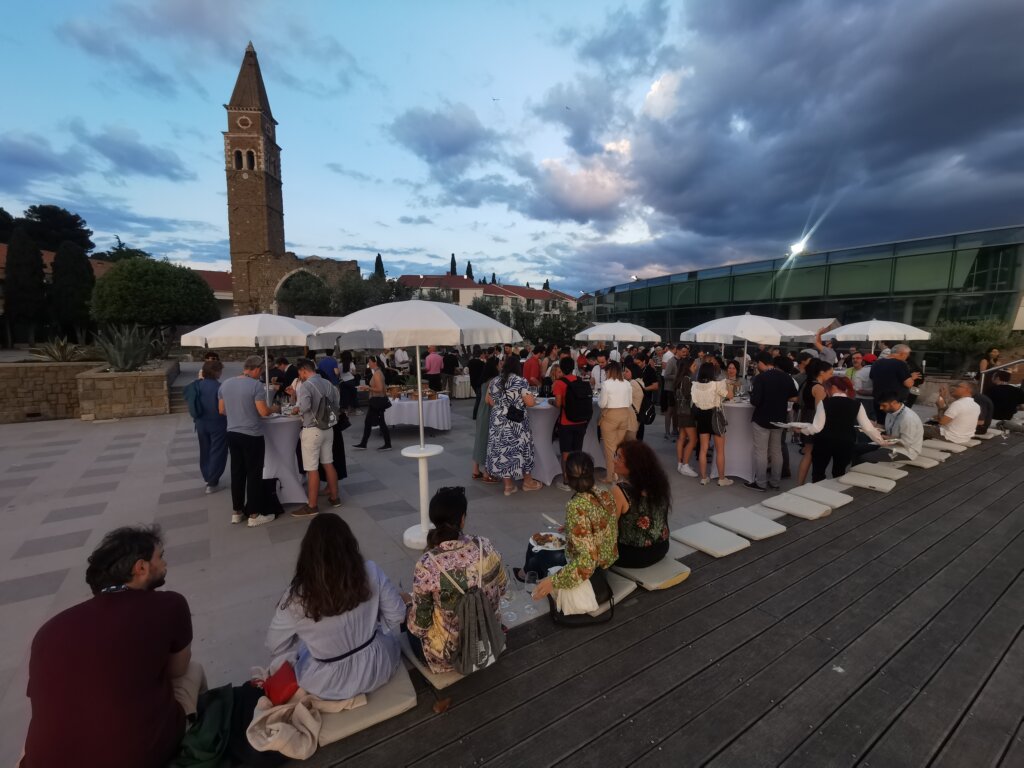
top-left (300, 426), bottom-right (334, 471)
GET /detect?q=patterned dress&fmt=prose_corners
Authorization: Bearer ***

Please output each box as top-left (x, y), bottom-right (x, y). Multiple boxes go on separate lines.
top-left (550, 488), bottom-right (619, 590)
top-left (408, 535), bottom-right (507, 674)
top-left (616, 481), bottom-right (670, 549)
top-left (485, 374), bottom-right (535, 479)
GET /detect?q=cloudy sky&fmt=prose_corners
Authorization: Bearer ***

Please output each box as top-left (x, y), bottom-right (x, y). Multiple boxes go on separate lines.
top-left (2, 0), bottom-right (1022, 294)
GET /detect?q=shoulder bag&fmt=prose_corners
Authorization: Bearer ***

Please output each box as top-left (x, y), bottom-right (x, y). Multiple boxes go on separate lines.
top-left (504, 380), bottom-right (525, 423)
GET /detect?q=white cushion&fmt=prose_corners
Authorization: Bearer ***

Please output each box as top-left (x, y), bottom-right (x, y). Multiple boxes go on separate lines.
top-left (760, 493), bottom-right (831, 520)
top-left (893, 456), bottom-right (939, 469)
top-left (668, 539), bottom-right (695, 559)
top-left (399, 632), bottom-right (463, 690)
top-left (974, 430), bottom-right (999, 440)
top-left (838, 472), bottom-right (896, 492)
top-left (965, 439), bottom-right (981, 447)
top-left (611, 557), bottom-right (691, 590)
top-left (671, 522), bottom-right (751, 557)
top-left (846, 462), bottom-right (908, 480)
top-left (589, 571), bottom-right (639, 616)
top-left (922, 439), bottom-right (967, 453)
top-left (790, 484), bottom-right (854, 509)
top-left (919, 448), bottom-right (950, 462)
top-left (710, 508), bottom-right (787, 540)
top-left (747, 502), bottom-right (787, 521)
top-left (319, 666), bottom-right (418, 746)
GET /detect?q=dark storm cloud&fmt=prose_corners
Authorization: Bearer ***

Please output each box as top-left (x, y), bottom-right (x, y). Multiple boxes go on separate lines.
top-left (57, 21), bottom-right (179, 97)
top-left (532, 75), bottom-right (619, 156)
top-left (389, 102), bottom-right (501, 180)
top-left (0, 133), bottom-right (91, 193)
top-left (577, 0), bottom-right (675, 77)
top-left (68, 121), bottom-right (196, 182)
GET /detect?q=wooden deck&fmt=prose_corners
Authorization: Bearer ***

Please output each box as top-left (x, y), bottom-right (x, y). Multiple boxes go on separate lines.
top-left (308, 435), bottom-right (1024, 767)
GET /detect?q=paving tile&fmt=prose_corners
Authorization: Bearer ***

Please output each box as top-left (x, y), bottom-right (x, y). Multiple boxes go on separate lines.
top-left (266, 519), bottom-right (312, 544)
top-left (341, 478), bottom-right (386, 496)
top-left (0, 476), bottom-right (35, 488)
top-left (95, 452), bottom-right (135, 463)
top-left (0, 569), bottom-right (68, 606)
top-left (35, 440), bottom-right (81, 448)
top-left (14, 530), bottom-right (92, 559)
top-left (364, 499), bottom-right (418, 520)
top-left (165, 538), bottom-right (211, 566)
top-left (43, 502), bottom-right (107, 524)
top-left (107, 441), bottom-right (142, 451)
top-left (156, 508), bottom-right (209, 530)
top-left (5, 462), bottom-right (55, 473)
top-left (26, 450), bottom-right (70, 459)
top-left (158, 486), bottom-right (208, 505)
top-left (64, 481), bottom-right (119, 497)
top-left (111, 433), bottom-right (146, 440)
top-left (80, 465), bottom-right (128, 478)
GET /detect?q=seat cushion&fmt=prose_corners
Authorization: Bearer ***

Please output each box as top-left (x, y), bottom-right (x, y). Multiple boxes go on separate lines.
top-left (611, 557), bottom-right (691, 590)
top-left (318, 666), bottom-right (418, 746)
top-left (398, 632), bottom-right (463, 690)
top-left (974, 430), bottom-right (999, 440)
top-left (709, 508), bottom-right (787, 540)
top-left (670, 522), bottom-right (751, 557)
top-left (922, 438), bottom-right (967, 453)
top-left (790, 484), bottom-right (854, 509)
top-left (760, 493), bottom-right (831, 520)
top-left (589, 571), bottom-right (639, 616)
top-left (919, 447), bottom-right (950, 462)
top-left (838, 472), bottom-right (896, 492)
top-left (893, 456), bottom-right (939, 469)
top-left (846, 462), bottom-right (908, 481)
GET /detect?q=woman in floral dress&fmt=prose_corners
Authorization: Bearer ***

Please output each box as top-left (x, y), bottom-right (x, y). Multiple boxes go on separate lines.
top-left (485, 355), bottom-right (542, 496)
top-left (611, 439), bottom-right (671, 568)
top-left (532, 452), bottom-right (618, 601)
top-left (407, 487), bottom-right (507, 674)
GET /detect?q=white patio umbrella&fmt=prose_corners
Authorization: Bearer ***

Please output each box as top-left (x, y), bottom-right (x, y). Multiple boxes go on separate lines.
top-left (822, 319), bottom-right (930, 354)
top-left (180, 314), bottom-right (317, 401)
top-left (310, 300), bottom-right (522, 549)
top-left (680, 312), bottom-right (813, 360)
top-left (575, 322), bottom-right (661, 344)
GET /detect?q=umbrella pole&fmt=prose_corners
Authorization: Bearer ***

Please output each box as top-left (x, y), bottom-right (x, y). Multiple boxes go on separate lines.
top-left (415, 344), bottom-right (425, 449)
top-left (402, 342), bottom-right (440, 551)
top-left (264, 346), bottom-right (270, 404)
top-left (743, 340), bottom-right (748, 373)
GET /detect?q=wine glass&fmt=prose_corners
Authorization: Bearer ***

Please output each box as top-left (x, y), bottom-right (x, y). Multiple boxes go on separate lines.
top-left (523, 572), bottom-right (539, 615)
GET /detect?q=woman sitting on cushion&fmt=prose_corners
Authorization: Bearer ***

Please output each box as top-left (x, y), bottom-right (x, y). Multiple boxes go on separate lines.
top-left (611, 439), bottom-right (671, 568)
top-left (266, 514), bottom-right (405, 700)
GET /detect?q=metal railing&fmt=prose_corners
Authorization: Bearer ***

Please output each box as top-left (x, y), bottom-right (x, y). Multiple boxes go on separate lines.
top-left (978, 358), bottom-right (1024, 391)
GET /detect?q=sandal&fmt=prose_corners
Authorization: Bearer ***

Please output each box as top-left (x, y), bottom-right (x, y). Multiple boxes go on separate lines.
top-left (522, 480), bottom-right (542, 492)
top-left (472, 472), bottom-right (484, 480)
top-left (504, 486), bottom-right (519, 497)
top-left (482, 476), bottom-right (500, 484)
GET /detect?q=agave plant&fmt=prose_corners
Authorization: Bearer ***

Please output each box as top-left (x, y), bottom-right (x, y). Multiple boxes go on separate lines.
top-left (94, 325), bottom-right (153, 372)
top-left (30, 337), bottom-right (85, 362)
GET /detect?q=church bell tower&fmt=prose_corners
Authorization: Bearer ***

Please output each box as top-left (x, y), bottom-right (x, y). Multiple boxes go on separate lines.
top-left (224, 42), bottom-right (285, 312)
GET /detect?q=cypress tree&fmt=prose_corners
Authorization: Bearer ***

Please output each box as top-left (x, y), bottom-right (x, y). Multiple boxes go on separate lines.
top-left (373, 253), bottom-right (386, 279)
top-left (450, 253), bottom-right (457, 275)
top-left (4, 228), bottom-right (46, 343)
top-left (50, 240), bottom-right (95, 341)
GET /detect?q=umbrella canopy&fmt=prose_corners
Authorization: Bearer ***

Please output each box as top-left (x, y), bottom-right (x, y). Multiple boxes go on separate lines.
top-left (574, 322), bottom-right (661, 344)
top-left (822, 319), bottom-right (930, 342)
top-left (680, 313), bottom-right (812, 346)
top-left (309, 300), bottom-right (522, 349)
top-left (180, 314), bottom-right (317, 348)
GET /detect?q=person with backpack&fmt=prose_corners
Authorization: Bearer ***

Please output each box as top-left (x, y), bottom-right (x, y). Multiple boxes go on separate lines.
top-left (292, 359), bottom-right (342, 519)
top-left (407, 487), bottom-right (507, 675)
top-left (185, 360), bottom-right (228, 495)
top-left (552, 356), bottom-right (593, 491)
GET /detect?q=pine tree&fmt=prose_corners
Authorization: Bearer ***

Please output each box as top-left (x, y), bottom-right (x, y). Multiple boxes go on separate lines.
top-left (50, 240), bottom-right (95, 341)
top-left (373, 253), bottom-right (386, 279)
top-left (543, 279), bottom-right (550, 290)
top-left (450, 253), bottom-right (457, 275)
top-left (4, 228), bottom-right (46, 344)
top-left (465, 260), bottom-right (474, 280)
top-left (490, 272), bottom-right (497, 284)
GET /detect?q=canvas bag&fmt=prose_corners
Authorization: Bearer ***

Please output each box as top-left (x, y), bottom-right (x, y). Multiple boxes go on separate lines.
top-left (308, 378), bottom-right (339, 430)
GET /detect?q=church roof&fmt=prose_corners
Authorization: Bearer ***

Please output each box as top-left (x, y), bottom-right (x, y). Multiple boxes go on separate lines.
top-left (228, 42), bottom-right (274, 119)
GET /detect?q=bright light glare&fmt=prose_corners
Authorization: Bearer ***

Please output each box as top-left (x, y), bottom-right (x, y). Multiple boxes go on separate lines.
top-left (789, 238), bottom-right (808, 257)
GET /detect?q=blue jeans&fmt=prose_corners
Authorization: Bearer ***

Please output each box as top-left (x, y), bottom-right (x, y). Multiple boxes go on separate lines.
top-left (195, 419), bottom-right (227, 485)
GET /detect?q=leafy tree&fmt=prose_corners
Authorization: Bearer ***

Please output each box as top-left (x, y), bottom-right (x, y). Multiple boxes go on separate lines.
top-left (511, 304), bottom-right (534, 339)
top-left (332, 271), bottom-right (371, 315)
top-left (490, 272), bottom-right (497, 284)
top-left (469, 296), bottom-right (495, 318)
top-left (92, 235), bottom-right (151, 262)
top-left (367, 274), bottom-right (413, 306)
top-left (16, 205), bottom-right (94, 253)
top-left (3, 228), bottom-right (46, 344)
top-left (542, 279), bottom-right (550, 290)
top-left (928, 320), bottom-right (1020, 373)
top-left (449, 253), bottom-right (457, 275)
top-left (373, 253), bottom-right (386, 279)
top-left (92, 258), bottom-right (218, 330)
top-left (497, 308), bottom-right (512, 328)
top-left (276, 271), bottom-right (331, 316)
top-left (465, 260), bottom-right (474, 280)
top-left (424, 288), bottom-right (453, 303)
top-left (50, 240), bottom-right (95, 341)
top-left (0, 207), bottom-right (14, 243)
top-left (535, 306), bottom-right (586, 345)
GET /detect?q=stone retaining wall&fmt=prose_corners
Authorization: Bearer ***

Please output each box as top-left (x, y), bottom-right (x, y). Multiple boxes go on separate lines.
top-left (76, 361), bottom-right (180, 421)
top-left (0, 362), bottom-right (98, 423)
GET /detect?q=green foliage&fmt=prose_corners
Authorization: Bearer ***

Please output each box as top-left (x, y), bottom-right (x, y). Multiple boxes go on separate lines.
top-left (50, 240), bottom-right (95, 339)
top-left (928, 320), bottom-right (1021, 373)
top-left (373, 253), bottom-right (386, 279)
top-left (91, 258), bottom-right (219, 328)
top-left (535, 306), bottom-right (587, 345)
top-left (0, 207), bottom-right (13, 242)
top-left (450, 253), bottom-right (457, 276)
top-left (469, 296), bottom-right (495, 318)
top-left (30, 337), bottom-right (85, 362)
top-left (276, 271), bottom-right (331, 316)
top-left (511, 305), bottom-right (534, 339)
top-left (94, 325), bottom-right (153, 371)
top-left (465, 260), bottom-right (474, 279)
top-left (4, 228), bottom-right (46, 342)
top-left (542, 279), bottom-right (550, 290)
top-left (490, 272), bottom-right (497, 284)
top-left (423, 288), bottom-right (453, 303)
top-left (92, 235), bottom-right (151, 262)
top-left (17, 205), bottom-right (94, 252)
top-left (497, 308), bottom-right (512, 327)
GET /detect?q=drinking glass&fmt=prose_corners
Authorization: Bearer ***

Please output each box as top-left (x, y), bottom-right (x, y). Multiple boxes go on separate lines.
top-left (523, 572), bottom-right (539, 615)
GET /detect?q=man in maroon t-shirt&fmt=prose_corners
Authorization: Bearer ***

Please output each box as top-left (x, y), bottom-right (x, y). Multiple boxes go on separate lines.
top-left (523, 345), bottom-right (544, 388)
top-left (552, 357), bottom-right (592, 491)
top-left (22, 526), bottom-right (204, 768)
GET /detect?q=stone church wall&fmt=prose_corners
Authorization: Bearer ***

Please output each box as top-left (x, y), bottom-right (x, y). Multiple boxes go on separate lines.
top-left (232, 252), bottom-right (359, 315)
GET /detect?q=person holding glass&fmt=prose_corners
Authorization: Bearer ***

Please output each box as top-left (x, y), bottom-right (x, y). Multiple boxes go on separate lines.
top-left (691, 361), bottom-right (733, 486)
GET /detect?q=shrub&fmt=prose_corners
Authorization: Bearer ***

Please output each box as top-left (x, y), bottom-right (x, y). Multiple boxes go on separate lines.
top-left (30, 337), bottom-right (85, 362)
top-left (94, 325), bottom-right (153, 372)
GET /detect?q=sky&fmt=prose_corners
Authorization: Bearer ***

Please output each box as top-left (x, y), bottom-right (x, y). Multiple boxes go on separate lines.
top-left (2, 0), bottom-right (1023, 295)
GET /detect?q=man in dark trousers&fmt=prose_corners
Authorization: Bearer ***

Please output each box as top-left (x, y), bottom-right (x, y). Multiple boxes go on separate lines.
top-left (635, 352), bottom-right (660, 441)
top-left (746, 352), bottom-right (797, 491)
top-left (468, 345), bottom-right (487, 419)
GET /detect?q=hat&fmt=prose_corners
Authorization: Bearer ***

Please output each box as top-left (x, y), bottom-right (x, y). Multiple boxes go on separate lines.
top-left (863, 353), bottom-right (877, 363)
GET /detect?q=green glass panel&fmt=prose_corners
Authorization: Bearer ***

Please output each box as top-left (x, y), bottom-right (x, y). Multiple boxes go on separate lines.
top-left (630, 288), bottom-right (649, 310)
top-left (672, 282), bottom-right (696, 305)
top-left (732, 273), bottom-right (774, 302)
top-left (892, 252), bottom-right (950, 292)
top-left (698, 277), bottom-right (731, 305)
top-left (649, 285), bottom-right (670, 307)
top-left (828, 260), bottom-right (892, 296)
top-left (774, 266), bottom-right (826, 298)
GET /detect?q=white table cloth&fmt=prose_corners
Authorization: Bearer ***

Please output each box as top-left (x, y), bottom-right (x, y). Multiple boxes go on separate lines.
top-left (452, 375), bottom-right (473, 399)
top-left (527, 400), bottom-right (606, 486)
top-left (385, 394), bottom-right (452, 430)
top-left (709, 401), bottom-right (755, 482)
top-left (261, 415), bottom-right (307, 504)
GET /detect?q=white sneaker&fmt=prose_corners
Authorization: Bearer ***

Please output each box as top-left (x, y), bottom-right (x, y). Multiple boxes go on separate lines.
top-left (247, 513), bottom-right (275, 528)
top-left (718, 477), bottom-right (734, 487)
top-left (677, 464), bottom-right (698, 477)
top-left (557, 482), bottom-right (572, 492)
top-left (231, 513), bottom-right (244, 525)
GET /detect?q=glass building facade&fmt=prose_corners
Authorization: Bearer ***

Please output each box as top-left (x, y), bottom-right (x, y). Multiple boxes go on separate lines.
top-left (582, 226), bottom-right (1024, 340)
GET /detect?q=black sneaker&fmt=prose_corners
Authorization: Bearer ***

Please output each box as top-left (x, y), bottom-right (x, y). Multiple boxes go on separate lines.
top-left (352, 444), bottom-right (368, 450)
top-left (378, 446), bottom-right (393, 452)
top-left (768, 483), bottom-right (781, 490)
top-left (744, 480), bottom-right (766, 492)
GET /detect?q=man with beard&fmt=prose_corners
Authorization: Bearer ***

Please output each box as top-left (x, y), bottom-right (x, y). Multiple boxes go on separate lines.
top-left (22, 525), bottom-right (203, 768)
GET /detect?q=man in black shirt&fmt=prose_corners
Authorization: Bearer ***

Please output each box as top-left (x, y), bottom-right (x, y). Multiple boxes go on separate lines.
top-left (635, 352), bottom-right (659, 441)
top-left (973, 392), bottom-right (994, 435)
top-left (467, 346), bottom-right (486, 420)
top-left (869, 344), bottom-right (920, 414)
top-left (988, 371), bottom-right (1024, 427)
top-left (746, 353), bottom-right (798, 491)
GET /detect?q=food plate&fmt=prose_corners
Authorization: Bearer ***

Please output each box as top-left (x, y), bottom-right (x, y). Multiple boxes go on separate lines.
top-left (529, 532), bottom-right (566, 551)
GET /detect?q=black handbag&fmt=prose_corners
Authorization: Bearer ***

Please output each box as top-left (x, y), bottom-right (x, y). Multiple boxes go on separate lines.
top-left (640, 400), bottom-right (657, 425)
top-left (504, 382), bottom-right (525, 422)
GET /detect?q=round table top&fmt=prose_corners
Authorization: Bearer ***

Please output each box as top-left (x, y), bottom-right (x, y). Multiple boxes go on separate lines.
top-left (401, 444), bottom-right (445, 459)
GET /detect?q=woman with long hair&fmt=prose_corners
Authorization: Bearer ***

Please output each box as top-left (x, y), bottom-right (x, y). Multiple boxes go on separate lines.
top-left (407, 487), bottom-right (506, 673)
top-left (598, 361), bottom-right (633, 484)
top-left (611, 440), bottom-right (671, 568)
top-left (799, 376), bottom-right (885, 481)
top-left (486, 355), bottom-right (542, 495)
top-left (472, 355), bottom-right (501, 482)
top-left (674, 357), bottom-right (699, 477)
top-left (266, 514), bottom-right (405, 700)
top-left (691, 361), bottom-right (733, 486)
top-left (796, 358), bottom-right (832, 485)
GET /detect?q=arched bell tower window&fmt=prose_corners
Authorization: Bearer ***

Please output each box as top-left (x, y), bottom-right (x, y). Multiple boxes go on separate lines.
top-left (233, 150), bottom-right (243, 170)
top-left (246, 150), bottom-right (256, 170)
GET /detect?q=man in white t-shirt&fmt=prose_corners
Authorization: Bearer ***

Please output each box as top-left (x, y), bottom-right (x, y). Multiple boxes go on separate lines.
top-left (393, 347), bottom-right (410, 374)
top-left (924, 380), bottom-right (981, 444)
